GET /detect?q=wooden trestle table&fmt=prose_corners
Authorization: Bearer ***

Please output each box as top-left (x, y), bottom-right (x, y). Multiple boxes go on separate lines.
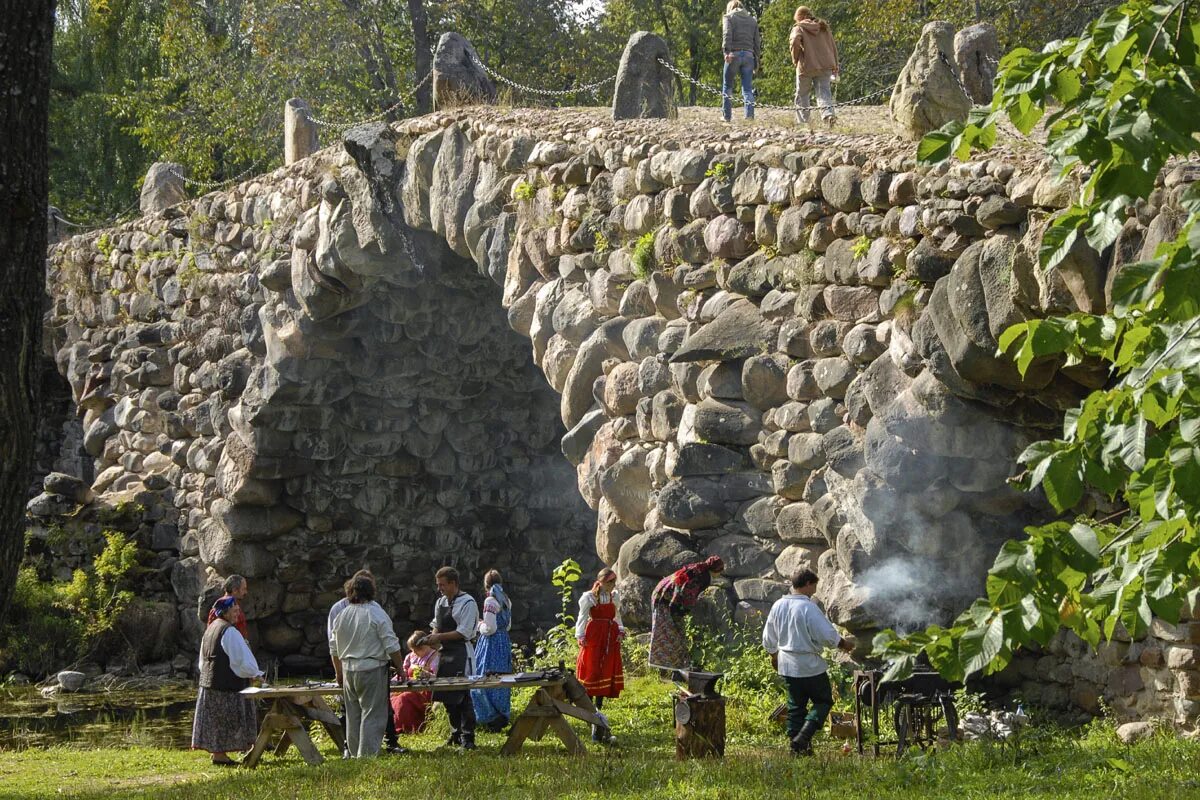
top-left (239, 671), bottom-right (603, 767)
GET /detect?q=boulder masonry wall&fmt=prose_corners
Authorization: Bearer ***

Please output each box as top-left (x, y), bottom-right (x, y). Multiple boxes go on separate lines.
top-left (40, 106), bottom-right (1200, 722)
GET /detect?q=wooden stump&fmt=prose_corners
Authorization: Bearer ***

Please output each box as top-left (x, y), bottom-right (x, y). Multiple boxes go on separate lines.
top-left (674, 694), bottom-right (725, 759)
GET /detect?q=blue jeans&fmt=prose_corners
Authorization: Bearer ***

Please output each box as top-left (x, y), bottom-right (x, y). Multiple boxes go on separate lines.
top-left (722, 50), bottom-right (755, 120)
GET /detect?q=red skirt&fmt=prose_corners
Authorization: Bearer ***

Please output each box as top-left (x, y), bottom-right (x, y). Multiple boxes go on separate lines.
top-left (391, 690), bottom-right (432, 733)
top-left (576, 602), bottom-right (624, 698)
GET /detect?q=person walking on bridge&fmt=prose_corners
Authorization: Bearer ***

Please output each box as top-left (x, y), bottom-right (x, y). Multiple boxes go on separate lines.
top-left (721, 0), bottom-right (762, 122)
top-left (790, 5), bottom-right (840, 129)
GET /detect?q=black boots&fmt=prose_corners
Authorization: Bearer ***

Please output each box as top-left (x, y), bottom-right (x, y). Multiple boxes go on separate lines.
top-left (790, 719), bottom-right (822, 755)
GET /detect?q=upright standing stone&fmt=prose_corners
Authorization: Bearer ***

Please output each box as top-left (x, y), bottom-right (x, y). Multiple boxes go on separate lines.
top-left (954, 23), bottom-right (1000, 104)
top-left (432, 32), bottom-right (497, 110)
top-left (284, 98), bottom-right (319, 165)
top-left (47, 206), bottom-right (66, 245)
top-left (139, 162), bottom-right (187, 214)
top-left (612, 32), bottom-right (677, 121)
top-left (888, 21), bottom-right (971, 140)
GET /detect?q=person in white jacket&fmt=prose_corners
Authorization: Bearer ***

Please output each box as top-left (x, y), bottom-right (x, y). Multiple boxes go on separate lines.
top-left (762, 568), bottom-right (855, 755)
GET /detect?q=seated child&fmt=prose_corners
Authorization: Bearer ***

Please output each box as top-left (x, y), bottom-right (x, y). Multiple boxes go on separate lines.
top-left (391, 630), bottom-right (441, 734)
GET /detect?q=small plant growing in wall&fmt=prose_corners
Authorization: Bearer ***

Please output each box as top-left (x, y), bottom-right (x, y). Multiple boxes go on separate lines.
top-left (705, 162), bottom-right (732, 183)
top-left (177, 251), bottom-right (201, 289)
top-left (513, 178), bottom-right (536, 202)
top-left (96, 233), bottom-right (114, 260)
top-left (631, 231), bottom-right (656, 279)
top-left (551, 184), bottom-right (567, 203)
top-left (593, 230), bottom-right (611, 254)
top-left (761, 243), bottom-right (780, 260)
top-left (851, 235), bottom-right (871, 259)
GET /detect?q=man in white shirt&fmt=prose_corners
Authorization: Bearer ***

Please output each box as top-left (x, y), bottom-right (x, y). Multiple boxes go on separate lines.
top-left (331, 573), bottom-right (406, 758)
top-left (328, 569), bottom-right (403, 754)
top-left (425, 566), bottom-right (480, 750)
top-left (762, 568), bottom-right (855, 754)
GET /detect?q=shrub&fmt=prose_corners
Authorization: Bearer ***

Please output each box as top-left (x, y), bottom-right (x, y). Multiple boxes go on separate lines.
top-left (593, 230), bottom-right (611, 254)
top-left (533, 558), bottom-right (583, 664)
top-left (0, 532), bottom-right (142, 678)
top-left (631, 231), bottom-right (656, 279)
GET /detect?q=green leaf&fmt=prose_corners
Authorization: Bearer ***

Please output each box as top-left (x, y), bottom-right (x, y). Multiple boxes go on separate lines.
top-left (959, 612), bottom-right (1005, 677)
top-left (1010, 92), bottom-right (1045, 135)
top-left (1052, 68), bottom-right (1083, 103)
top-left (1067, 523), bottom-right (1102, 571)
top-left (1103, 34), bottom-right (1138, 72)
top-left (1041, 213), bottom-right (1085, 270)
top-left (880, 653), bottom-right (916, 683)
top-left (1042, 449), bottom-right (1085, 512)
top-left (917, 127), bottom-right (960, 164)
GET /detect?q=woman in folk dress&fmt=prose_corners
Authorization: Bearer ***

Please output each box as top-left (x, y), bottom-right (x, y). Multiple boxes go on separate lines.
top-left (191, 596), bottom-right (263, 765)
top-left (470, 569), bottom-right (514, 733)
top-left (648, 556), bottom-right (725, 671)
top-left (575, 567), bottom-right (625, 742)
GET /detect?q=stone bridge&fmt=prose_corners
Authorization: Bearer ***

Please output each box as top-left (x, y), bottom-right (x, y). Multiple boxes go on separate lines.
top-left (35, 103), bottom-right (1199, 719)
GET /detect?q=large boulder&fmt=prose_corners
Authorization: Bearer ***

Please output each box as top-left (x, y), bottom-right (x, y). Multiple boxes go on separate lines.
top-left (139, 162), bottom-right (186, 214)
top-left (432, 32), bottom-right (497, 109)
top-left (670, 300), bottom-right (774, 363)
top-left (612, 32), bottom-right (677, 120)
top-left (954, 23), bottom-right (1000, 104)
top-left (889, 21), bottom-right (972, 140)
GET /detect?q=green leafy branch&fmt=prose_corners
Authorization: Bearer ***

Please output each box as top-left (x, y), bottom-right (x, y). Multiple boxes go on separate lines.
top-left (874, 0), bottom-right (1200, 683)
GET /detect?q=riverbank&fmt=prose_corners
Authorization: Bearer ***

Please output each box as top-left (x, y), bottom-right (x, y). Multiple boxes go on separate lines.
top-left (1, 676), bottom-right (1199, 800)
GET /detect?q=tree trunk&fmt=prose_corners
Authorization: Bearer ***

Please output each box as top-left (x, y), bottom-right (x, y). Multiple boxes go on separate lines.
top-left (674, 693), bottom-right (725, 759)
top-left (408, 0), bottom-right (433, 115)
top-left (0, 0), bottom-right (54, 626)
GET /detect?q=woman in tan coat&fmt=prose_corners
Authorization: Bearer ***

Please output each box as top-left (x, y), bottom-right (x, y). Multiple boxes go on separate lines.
top-left (789, 6), bottom-right (840, 128)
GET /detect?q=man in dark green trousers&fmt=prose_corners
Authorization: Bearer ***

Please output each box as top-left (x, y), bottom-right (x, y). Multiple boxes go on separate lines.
top-left (762, 569), bottom-right (855, 754)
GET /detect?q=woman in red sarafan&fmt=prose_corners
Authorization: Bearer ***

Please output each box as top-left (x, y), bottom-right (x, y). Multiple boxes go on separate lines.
top-left (576, 568), bottom-right (624, 742)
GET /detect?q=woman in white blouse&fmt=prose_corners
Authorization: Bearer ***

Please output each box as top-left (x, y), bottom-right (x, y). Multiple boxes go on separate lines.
top-left (575, 568), bottom-right (625, 742)
top-left (191, 596), bottom-right (264, 765)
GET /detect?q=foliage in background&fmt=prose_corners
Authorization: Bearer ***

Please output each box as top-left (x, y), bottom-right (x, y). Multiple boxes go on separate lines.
top-left (533, 558), bottom-right (583, 664)
top-left (874, 0), bottom-right (1200, 683)
top-left (0, 532), bottom-right (142, 678)
top-left (51, 1), bottom-right (1128, 221)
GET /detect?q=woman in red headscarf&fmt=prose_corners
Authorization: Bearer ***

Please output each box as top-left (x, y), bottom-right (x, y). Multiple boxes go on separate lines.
top-left (648, 556), bottom-right (725, 671)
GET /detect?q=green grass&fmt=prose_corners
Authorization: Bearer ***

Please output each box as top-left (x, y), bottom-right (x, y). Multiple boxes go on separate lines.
top-left (1, 676), bottom-right (1199, 800)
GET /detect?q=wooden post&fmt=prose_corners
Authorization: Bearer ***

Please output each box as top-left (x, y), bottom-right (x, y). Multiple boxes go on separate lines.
top-left (674, 693), bottom-right (725, 759)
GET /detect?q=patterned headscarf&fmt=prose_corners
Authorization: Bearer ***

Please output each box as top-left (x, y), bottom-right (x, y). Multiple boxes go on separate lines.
top-left (490, 583), bottom-right (511, 612)
top-left (212, 596), bottom-right (238, 618)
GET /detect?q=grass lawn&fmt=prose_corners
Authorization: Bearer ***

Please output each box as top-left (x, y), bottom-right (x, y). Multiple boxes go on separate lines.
top-left (1, 675), bottom-right (1199, 800)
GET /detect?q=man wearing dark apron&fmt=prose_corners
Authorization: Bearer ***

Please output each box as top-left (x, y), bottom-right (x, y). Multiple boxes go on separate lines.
top-left (425, 566), bottom-right (480, 750)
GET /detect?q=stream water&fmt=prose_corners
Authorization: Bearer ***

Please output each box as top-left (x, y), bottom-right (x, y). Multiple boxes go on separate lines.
top-left (0, 684), bottom-right (197, 750)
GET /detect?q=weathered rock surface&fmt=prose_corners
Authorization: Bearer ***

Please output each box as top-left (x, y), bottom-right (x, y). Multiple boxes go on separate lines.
top-left (890, 22), bottom-right (972, 140)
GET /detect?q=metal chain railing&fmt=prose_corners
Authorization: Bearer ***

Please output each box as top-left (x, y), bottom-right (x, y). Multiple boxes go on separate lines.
top-left (309, 70), bottom-right (434, 131)
top-left (656, 57), bottom-right (896, 113)
top-left (471, 54), bottom-right (616, 98)
top-left (937, 50), bottom-right (976, 102)
top-left (167, 153), bottom-right (277, 191)
top-left (51, 198), bottom-right (143, 231)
